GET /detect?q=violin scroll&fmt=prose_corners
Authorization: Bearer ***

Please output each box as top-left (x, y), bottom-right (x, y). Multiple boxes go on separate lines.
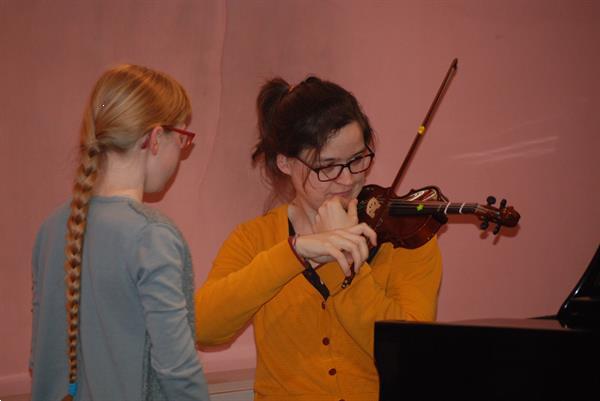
top-left (476, 195), bottom-right (520, 235)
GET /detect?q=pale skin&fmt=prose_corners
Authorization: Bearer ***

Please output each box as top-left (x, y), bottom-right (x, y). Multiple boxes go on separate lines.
top-left (94, 126), bottom-right (184, 200)
top-left (276, 121), bottom-right (377, 275)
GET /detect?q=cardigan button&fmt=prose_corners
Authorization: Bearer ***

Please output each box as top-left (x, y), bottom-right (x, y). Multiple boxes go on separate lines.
top-left (322, 337), bottom-right (330, 345)
top-left (321, 301), bottom-right (326, 309)
top-left (328, 368), bottom-right (337, 375)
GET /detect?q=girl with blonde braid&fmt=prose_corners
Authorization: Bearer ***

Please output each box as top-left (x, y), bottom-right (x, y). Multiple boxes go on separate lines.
top-left (30, 64), bottom-right (210, 401)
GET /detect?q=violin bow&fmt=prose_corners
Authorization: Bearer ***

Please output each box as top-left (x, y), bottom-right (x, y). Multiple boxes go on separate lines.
top-left (374, 58), bottom-right (459, 230)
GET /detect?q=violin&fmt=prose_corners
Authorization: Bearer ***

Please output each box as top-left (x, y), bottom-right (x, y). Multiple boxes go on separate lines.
top-left (357, 59), bottom-right (520, 249)
top-left (358, 184), bottom-right (520, 249)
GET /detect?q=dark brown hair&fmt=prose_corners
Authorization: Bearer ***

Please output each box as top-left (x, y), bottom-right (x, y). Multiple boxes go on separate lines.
top-left (252, 76), bottom-right (374, 203)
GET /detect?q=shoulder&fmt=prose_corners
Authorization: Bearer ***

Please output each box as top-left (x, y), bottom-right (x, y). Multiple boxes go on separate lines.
top-left (94, 197), bottom-right (183, 240)
top-left (124, 203), bottom-right (191, 277)
top-left (86, 198), bottom-right (188, 259)
top-left (238, 204), bottom-right (287, 233)
top-left (372, 237), bottom-right (442, 267)
top-left (128, 201), bottom-right (178, 228)
top-left (125, 201), bottom-right (187, 251)
top-left (32, 202), bottom-right (71, 276)
top-left (34, 201), bottom-right (71, 245)
top-left (216, 204), bottom-right (288, 258)
top-left (231, 204), bottom-right (287, 242)
top-left (382, 237), bottom-right (443, 281)
top-left (38, 201), bottom-right (70, 230)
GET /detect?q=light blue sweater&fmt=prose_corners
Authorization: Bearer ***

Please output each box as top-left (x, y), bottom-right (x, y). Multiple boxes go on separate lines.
top-left (30, 196), bottom-right (210, 401)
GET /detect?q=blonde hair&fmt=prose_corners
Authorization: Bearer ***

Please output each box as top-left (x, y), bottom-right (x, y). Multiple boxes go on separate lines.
top-left (63, 64), bottom-right (191, 386)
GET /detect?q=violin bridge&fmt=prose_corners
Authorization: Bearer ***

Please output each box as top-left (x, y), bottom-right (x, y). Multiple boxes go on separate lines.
top-left (366, 197), bottom-right (382, 218)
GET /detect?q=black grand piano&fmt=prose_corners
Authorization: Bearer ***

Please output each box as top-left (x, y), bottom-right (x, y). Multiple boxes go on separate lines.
top-left (374, 245), bottom-right (600, 401)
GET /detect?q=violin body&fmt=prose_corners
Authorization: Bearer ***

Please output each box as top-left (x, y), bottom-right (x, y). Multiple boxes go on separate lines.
top-left (358, 184), bottom-right (450, 249)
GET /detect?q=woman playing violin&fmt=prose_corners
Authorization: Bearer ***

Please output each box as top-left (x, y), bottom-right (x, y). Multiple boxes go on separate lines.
top-left (195, 76), bottom-right (442, 401)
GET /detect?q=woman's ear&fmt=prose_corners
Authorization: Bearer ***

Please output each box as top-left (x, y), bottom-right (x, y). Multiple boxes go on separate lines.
top-left (276, 154), bottom-right (292, 176)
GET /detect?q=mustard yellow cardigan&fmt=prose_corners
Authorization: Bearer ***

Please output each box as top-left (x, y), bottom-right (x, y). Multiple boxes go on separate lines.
top-left (195, 205), bottom-right (442, 401)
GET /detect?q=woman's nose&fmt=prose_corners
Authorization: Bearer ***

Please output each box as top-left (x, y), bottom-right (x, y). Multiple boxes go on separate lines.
top-left (335, 166), bottom-right (354, 185)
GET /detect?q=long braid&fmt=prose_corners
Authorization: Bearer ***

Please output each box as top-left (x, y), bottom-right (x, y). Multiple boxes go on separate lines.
top-left (62, 109), bottom-right (102, 399)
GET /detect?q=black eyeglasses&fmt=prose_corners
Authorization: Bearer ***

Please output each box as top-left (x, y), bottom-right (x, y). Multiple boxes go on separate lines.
top-left (295, 146), bottom-right (375, 182)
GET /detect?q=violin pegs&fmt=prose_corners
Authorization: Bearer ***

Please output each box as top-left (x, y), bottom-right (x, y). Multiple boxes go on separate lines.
top-left (493, 224), bottom-right (502, 235)
top-left (500, 198), bottom-right (507, 209)
top-left (486, 196), bottom-right (496, 206)
top-left (480, 217), bottom-right (489, 230)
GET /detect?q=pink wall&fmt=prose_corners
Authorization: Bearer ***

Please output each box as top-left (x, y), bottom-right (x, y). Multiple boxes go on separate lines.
top-left (1, 0), bottom-right (599, 395)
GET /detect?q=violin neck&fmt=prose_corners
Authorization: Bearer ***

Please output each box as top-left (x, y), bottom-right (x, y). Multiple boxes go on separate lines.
top-left (388, 200), bottom-right (479, 217)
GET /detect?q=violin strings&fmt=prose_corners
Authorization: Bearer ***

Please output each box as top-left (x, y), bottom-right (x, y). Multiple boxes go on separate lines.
top-left (387, 202), bottom-right (477, 210)
top-left (361, 196), bottom-right (508, 224)
top-left (362, 197), bottom-right (500, 218)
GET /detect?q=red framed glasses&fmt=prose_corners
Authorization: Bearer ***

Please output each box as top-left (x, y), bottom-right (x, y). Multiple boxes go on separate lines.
top-left (141, 126), bottom-right (196, 150)
top-left (163, 126), bottom-right (196, 149)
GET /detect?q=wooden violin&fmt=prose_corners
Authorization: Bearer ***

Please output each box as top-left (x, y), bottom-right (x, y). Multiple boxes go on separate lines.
top-left (358, 184), bottom-right (520, 249)
top-left (357, 58), bottom-right (520, 249)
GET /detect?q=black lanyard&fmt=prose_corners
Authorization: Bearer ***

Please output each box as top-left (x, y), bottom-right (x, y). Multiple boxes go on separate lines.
top-left (288, 220), bottom-right (330, 300)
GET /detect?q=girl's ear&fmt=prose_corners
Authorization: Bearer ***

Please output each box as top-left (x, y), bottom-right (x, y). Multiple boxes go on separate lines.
top-left (146, 126), bottom-right (164, 156)
top-left (276, 154), bottom-right (292, 176)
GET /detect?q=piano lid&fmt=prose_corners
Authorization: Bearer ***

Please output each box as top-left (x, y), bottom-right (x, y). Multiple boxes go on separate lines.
top-left (557, 244), bottom-right (600, 328)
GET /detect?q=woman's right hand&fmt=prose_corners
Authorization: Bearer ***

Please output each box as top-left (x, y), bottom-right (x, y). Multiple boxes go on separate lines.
top-left (293, 223), bottom-right (376, 276)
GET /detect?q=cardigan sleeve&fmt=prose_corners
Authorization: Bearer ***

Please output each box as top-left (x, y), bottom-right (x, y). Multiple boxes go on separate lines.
top-left (195, 223), bottom-right (305, 346)
top-left (330, 236), bottom-right (443, 355)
